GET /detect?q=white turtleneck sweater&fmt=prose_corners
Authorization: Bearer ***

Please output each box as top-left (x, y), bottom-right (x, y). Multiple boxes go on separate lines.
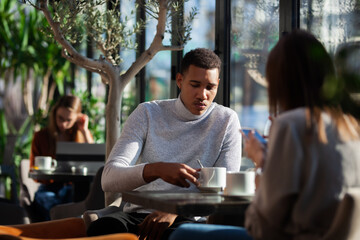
top-left (102, 96), bottom-right (242, 212)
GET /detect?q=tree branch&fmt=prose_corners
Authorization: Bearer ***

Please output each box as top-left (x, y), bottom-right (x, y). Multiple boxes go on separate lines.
top-left (160, 45), bottom-right (184, 51)
top-left (37, 0), bottom-right (115, 81)
top-left (122, 0), bottom-right (179, 84)
top-left (96, 42), bottom-right (117, 66)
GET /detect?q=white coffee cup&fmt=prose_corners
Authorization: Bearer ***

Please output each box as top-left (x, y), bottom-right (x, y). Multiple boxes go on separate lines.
top-left (224, 171), bottom-right (255, 196)
top-left (34, 156), bottom-right (57, 170)
top-left (198, 167), bottom-right (226, 191)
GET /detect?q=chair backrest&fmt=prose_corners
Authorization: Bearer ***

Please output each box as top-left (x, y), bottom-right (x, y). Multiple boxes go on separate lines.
top-left (19, 159), bottom-right (40, 208)
top-left (0, 201), bottom-right (30, 225)
top-left (322, 187), bottom-right (360, 240)
top-left (84, 165), bottom-right (105, 210)
top-left (0, 164), bottom-right (19, 203)
top-left (49, 166), bottom-right (105, 220)
top-left (346, 188), bottom-right (360, 240)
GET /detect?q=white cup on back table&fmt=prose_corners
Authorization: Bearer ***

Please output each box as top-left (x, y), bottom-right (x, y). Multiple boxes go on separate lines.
top-left (224, 171), bottom-right (255, 196)
top-left (198, 167), bottom-right (226, 192)
top-left (34, 156), bottom-right (57, 170)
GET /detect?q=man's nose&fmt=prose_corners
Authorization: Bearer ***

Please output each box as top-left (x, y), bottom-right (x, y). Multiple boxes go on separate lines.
top-left (197, 88), bottom-right (208, 100)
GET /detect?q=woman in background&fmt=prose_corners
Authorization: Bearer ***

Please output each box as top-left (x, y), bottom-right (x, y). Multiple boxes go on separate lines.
top-left (30, 95), bottom-right (94, 221)
top-left (170, 29), bottom-right (360, 240)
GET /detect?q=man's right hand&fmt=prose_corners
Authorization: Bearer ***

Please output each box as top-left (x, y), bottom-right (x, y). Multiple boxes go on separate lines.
top-left (143, 162), bottom-right (200, 188)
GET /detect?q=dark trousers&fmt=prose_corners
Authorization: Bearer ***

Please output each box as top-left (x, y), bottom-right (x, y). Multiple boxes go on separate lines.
top-left (87, 211), bottom-right (198, 240)
top-left (33, 182), bottom-right (73, 221)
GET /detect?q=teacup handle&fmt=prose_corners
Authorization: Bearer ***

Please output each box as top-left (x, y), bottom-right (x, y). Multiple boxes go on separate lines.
top-left (52, 159), bottom-right (57, 169)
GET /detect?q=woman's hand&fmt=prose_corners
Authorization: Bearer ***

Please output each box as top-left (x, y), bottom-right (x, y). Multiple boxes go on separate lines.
top-left (77, 113), bottom-right (94, 143)
top-left (77, 113), bottom-right (89, 131)
top-left (241, 130), bottom-right (266, 169)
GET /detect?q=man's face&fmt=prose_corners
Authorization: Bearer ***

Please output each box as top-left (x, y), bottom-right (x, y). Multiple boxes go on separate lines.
top-left (176, 65), bottom-right (219, 115)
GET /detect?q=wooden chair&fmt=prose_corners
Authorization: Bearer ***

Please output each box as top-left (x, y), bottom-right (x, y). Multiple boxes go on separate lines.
top-left (0, 217), bottom-right (137, 240)
top-left (18, 159), bottom-right (41, 222)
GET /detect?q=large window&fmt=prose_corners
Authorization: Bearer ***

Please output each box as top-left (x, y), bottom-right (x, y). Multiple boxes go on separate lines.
top-left (118, 0), bottom-right (360, 135)
top-left (300, 0), bottom-right (360, 107)
top-left (300, 0), bottom-right (360, 55)
top-left (144, 16), bottom-right (172, 101)
top-left (230, 0), bottom-right (279, 133)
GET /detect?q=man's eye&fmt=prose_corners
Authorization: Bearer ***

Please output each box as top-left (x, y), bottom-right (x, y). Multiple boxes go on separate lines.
top-left (191, 84), bottom-right (200, 88)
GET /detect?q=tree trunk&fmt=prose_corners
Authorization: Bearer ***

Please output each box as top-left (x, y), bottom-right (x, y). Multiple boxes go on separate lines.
top-left (104, 73), bottom-right (126, 205)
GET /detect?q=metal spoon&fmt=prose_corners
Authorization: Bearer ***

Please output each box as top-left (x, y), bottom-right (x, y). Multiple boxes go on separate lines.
top-left (197, 159), bottom-right (204, 168)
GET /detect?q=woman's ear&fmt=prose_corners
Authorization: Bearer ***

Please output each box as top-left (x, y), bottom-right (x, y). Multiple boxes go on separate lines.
top-left (176, 73), bottom-right (183, 89)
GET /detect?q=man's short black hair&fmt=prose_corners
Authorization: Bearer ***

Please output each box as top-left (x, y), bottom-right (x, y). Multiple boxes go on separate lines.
top-left (180, 48), bottom-right (222, 74)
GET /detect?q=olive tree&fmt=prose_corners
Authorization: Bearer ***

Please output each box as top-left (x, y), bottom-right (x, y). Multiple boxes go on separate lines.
top-left (23, 0), bottom-right (196, 204)
top-left (0, 0), bottom-right (70, 167)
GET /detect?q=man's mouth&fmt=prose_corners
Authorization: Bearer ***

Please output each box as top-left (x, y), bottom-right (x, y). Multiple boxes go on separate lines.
top-left (194, 102), bottom-right (207, 109)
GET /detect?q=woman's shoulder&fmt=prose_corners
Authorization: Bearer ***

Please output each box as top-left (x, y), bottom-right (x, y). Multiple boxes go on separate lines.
top-left (276, 108), bottom-right (307, 125)
top-left (34, 127), bottom-right (51, 139)
top-left (271, 108), bottom-right (309, 137)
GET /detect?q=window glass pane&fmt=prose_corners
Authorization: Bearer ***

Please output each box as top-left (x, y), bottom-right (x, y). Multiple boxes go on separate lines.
top-left (145, 15), bottom-right (172, 101)
top-left (230, 0), bottom-right (279, 134)
top-left (144, 52), bottom-right (171, 101)
top-left (184, 0), bottom-right (216, 52)
top-left (300, 0), bottom-right (360, 55)
top-left (300, 1), bottom-right (360, 111)
top-left (120, 0), bottom-right (137, 125)
top-left (144, 0), bottom-right (216, 102)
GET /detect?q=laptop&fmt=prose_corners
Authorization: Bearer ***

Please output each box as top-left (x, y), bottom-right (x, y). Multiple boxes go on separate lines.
top-left (55, 142), bottom-right (105, 174)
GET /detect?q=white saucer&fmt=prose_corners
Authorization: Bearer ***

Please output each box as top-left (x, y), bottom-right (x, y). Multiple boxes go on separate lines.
top-left (197, 186), bottom-right (223, 193)
top-left (33, 168), bottom-right (56, 172)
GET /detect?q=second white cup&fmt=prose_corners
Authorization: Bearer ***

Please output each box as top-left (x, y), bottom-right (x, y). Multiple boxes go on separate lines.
top-left (224, 171), bottom-right (255, 196)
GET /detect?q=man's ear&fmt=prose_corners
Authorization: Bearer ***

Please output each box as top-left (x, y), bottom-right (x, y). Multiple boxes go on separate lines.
top-left (176, 73), bottom-right (183, 89)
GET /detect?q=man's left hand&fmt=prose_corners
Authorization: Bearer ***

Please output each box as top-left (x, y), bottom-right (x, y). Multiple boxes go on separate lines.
top-left (137, 211), bottom-right (177, 240)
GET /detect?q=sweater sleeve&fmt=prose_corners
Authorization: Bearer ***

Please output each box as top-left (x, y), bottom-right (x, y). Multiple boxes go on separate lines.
top-left (102, 104), bottom-right (149, 192)
top-left (214, 110), bottom-right (242, 171)
top-left (245, 117), bottom-right (303, 240)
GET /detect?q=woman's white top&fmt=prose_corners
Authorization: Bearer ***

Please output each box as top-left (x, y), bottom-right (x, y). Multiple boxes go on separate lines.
top-left (246, 108), bottom-right (360, 240)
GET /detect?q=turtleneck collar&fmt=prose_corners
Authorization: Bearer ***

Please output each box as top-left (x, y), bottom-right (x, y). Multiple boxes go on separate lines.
top-left (174, 95), bottom-right (215, 121)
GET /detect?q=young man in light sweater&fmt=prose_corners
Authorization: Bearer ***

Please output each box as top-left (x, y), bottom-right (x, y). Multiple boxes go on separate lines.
top-left (87, 48), bottom-right (242, 240)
